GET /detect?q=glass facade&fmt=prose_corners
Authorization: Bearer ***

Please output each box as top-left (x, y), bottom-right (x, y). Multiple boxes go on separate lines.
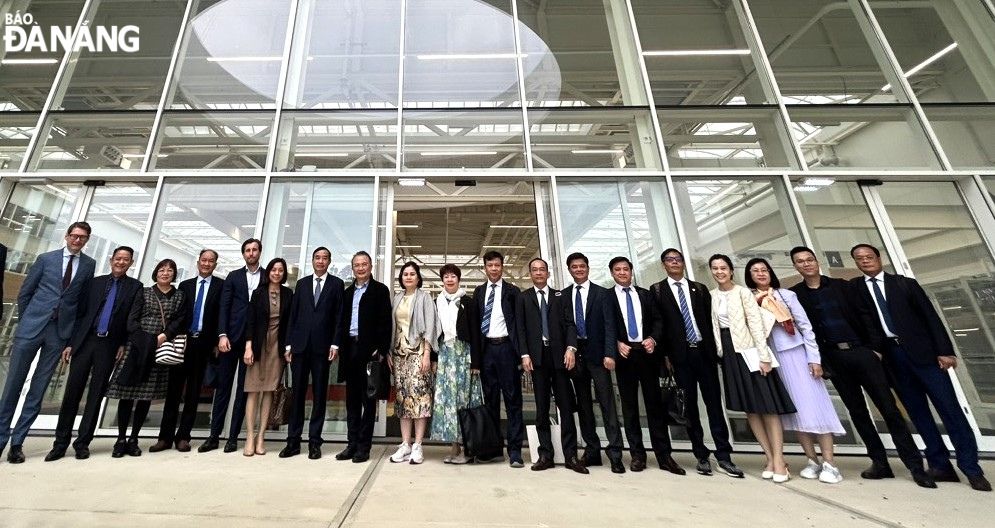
top-left (2, 0), bottom-right (995, 449)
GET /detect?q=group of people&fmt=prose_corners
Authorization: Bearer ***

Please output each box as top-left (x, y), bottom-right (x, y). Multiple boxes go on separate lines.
top-left (0, 223), bottom-right (989, 492)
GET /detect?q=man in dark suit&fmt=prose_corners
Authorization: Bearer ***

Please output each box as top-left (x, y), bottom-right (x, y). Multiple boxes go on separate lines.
top-left (561, 252), bottom-right (624, 473)
top-left (201, 238), bottom-right (263, 453)
top-left (849, 243), bottom-right (989, 492)
top-left (651, 248), bottom-right (742, 478)
top-left (474, 250), bottom-right (525, 467)
top-left (45, 246), bottom-right (143, 461)
top-left (790, 246), bottom-right (934, 488)
top-left (280, 246), bottom-right (345, 460)
top-left (152, 249), bottom-right (224, 453)
top-left (516, 257), bottom-right (587, 474)
top-left (0, 221), bottom-right (96, 464)
top-left (335, 251), bottom-right (391, 464)
top-left (607, 256), bottom-right (683, 475)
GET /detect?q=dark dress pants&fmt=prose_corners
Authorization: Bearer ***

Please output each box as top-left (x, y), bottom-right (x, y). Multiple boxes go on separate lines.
top-left (615, 346), bottom-right (672, 461)
top-left (886, 343), bottom-right (982, 477)
top-left (531, 352), bottom-right (578, 460)
top-left (672, 348), bottom-right (732, 462)
top-left (481, 339), bottom-right (524, 457)
top-left (287, 344), bottom-right (331, 447)
top-left (159, 335), bottom-right (210, 443)
top-left (207, 339), bottom-right (248, 440)
top-left (823, 345), bottom-right (923, 471)
top-left (53, 334), bottom-right (117, 449)
top-left (343, 340), bottom-right (377, 455)
top-left (572, 342), bottom-right (623, 461)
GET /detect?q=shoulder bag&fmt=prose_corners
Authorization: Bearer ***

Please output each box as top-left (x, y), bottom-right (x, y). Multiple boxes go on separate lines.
top-left (153, 291), bottom-right (188, 366)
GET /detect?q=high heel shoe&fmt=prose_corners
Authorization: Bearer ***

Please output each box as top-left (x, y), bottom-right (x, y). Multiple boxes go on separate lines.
top-left (244, 433), bottom-right (255, 457)
top-left (255, 437), bottom-right (267, 456)
top-left (773, 469), bottom-right (791, 483)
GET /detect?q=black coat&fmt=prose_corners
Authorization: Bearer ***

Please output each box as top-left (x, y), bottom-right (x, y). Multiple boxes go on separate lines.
top-left (560, 282), bottom-right (617, 364)
top-left (246, 285), bottom-right (293, 362)
top-left (650, 278), bottom-right (718, 365)
top-left (337, 279), bottom-right (393, 387)
top-left (287, 274), bottom-right (345, 354)
top-left (790, 275), bottom-right (886, 352)
top-left (68, 273), bottom-right (143, 352)
top-left (607, 284), bottom-right (664, 361)
top-left (179, 275), bottom-right (225, 342)
top-left (218, 266), bottom-right (265, 342)
top-left (452, 295), bottom-right (482, 370)
top-left (516, 287), bottom-right (577, 370)
top-left (473, 279), bottom-right (522, 357)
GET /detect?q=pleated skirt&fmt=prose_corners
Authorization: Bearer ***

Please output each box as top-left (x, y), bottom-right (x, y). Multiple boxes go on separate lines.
top-left (720, 328), bottom-right (796, 415)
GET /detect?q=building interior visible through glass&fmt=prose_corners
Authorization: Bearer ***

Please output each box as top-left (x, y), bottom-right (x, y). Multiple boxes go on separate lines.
top-left (0, 0), bottom-right (994, 443)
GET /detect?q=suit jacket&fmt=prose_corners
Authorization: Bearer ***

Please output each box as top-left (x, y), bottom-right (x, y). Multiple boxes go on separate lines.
top-left (179, 274), bottom-right (225, 345)
top-left (849, 273), bottom-right (954, 365)
top-left (790, 275), bottom-right (886, 352)
top-left (287, 274), bottom-right (345, 354)
top-left (0, 243), bottom-right (7, 318)
top-left (337, 279), bottom-right (393, 383)
top-left (607, 284), bottom-right (663, 360)
top-left (516, 286), bottom-right (577, 370)
top-left (218, 266), bottom-right (265, 343)
top-left (68, 273), bottom-right (143, 351)
top-left (651, 277), bottom-right (718, 365)
top-left (451, 295), bottom-right (482, 369)
top-left (473, 279), bottom-right (522, 357)
top-left (561, 282), bottom-right (617, 364)
top-left (246, 285), bottom-right (293, 361)
top-left (16, 248), bottom-right (96, 341)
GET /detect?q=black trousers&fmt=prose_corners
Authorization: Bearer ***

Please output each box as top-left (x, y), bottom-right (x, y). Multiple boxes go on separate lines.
top-left (53, 335), bottom-right (117, 449)
top-left (823, 345), bottom-right (923, 470)
top-left (343, 341), bottom-right (377, 455)
top-left (158, 335), bottom-right (210, 443)
top-left (572, 342), bottom-right (623, 460)
top-left (287, 344), bottom-right (330, 446)
top-left (615, 346), bottom-right (672, 460)
top-left (673, 349), bottom-right (733, 462)
top-left (207, 338), bottom-right (248, 440)
top-left (481, 339), bottom-right (524, 456)
top-left (531, 352), bottom-right (578, 459)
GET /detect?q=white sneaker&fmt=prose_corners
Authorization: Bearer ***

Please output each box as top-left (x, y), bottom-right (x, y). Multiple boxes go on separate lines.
top-left (389, 442), bottom-right (411, 463)
top-left (800, 458), bottom-right (821, 479)
top-left (819, 462), bottom-right (843, 484)
top-left (409, 443), bottom-right (424, 465)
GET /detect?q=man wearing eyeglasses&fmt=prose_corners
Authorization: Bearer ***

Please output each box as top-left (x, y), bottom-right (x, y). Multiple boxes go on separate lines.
top-left (0, 222), bottom-right (96, 464)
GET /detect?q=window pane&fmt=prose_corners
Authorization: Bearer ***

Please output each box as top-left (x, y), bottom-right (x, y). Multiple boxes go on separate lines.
top-left (151, 112), bottom-right (272, 170)
top-left (517, 0), bottom-right (647, 107)
top-left (81, 183), bottom-right (156, 273)
top-left (631, 0), bottom-right (770, 105)
top-left (273, 110), bottom-right (397, 171)
top-left (52, 0), bottom-right (186, 111)
top-left (0, 113), bottom-right (38, 171)
top-left (167, 0), bottom-right (292, 109)
top-left (284, 0), bottom-right (401, 109)
top-left (658, 107), bottom-right (796, 169)
top-left (30, 112), bottom-right (155, 170)
top-left (401, 109), bottom-right (525, 170)
top-left (923, 104), bottom-right (995, 168)
top-left (528, 108), bottom-right (661, 170)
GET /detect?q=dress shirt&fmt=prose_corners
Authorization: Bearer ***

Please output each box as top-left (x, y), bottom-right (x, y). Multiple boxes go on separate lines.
top-left (863, 272), bottom-right (897, 338)
top-left (245, 266), bottom-right (261, 296)
top-left (192, 274), bottom-right (213, 333)
top-left (614, 283), bottom-right (643, 341)
top-left (533, 285), bottom-right (550, 345)
top-left (350, 280), bottom-right (369, 337)
top-left (62, 247), bottom-right (80, 278)
top-left (313, 271), bottom-right (328, 298)
top-left (668, 276), bottom-right (702, 341)
top-left (571, 280), bottom-right (590, 326)
top-left (484, 279), bottom-right (509, 339)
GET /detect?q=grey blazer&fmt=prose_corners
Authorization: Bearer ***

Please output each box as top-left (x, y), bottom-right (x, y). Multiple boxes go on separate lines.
top-left (16, 248), bottom-right (96, 341)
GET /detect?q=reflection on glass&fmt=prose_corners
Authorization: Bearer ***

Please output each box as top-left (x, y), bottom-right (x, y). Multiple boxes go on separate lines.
top-left (528, 108), bottom-right (661, 170)
top-left (81, 184), bottom-right (156, 273)
top-left (923, 105), bottom-right (995, 168)
top-left (151, 112), bottom-right (272, 170)
top-left (273, 111), bottom-right (397, 171)
top-left (401, 110), bottom-right (526, 169)
top-left (0, 113), bottom-right (38, 171)
top-left (881, 181), bottom-right (995, 435)
top-left (658, 106), bottom-right (796, 169)
top-left (631, 0), bottom-right (770, 106)
top-left (30, 112), bottom-right (155, 170)
top-left (167, 0), bottom-right (292, 109)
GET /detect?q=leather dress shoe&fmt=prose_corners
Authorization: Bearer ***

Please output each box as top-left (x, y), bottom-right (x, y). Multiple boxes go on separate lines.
top-left (911, 468), bottom-right (937, 489)
top-left (530, 456), bottom-right (554, 471)
top-left (336, 447), bottom-right (357, 461)
top-left (223, 439), bottom-right (238, 453)
top-left (860, 462), bottom-right (895, 480)
top-left (45, 447), bottom-right (67, 462)
top-left (695, 458), bottom-right (712, 476)
top-left (111, 440), bottom-right (127, 458)
top-left (609, 458), bottom-right (626, 474)
top-left (74, 447), bottom-right (90, 460)
top-left (125, 440), bottom-right (142, 457)
top-left (308, 445), bottom-right (322, 460)
top-left (968, 475), bottom-right (992, 492)
top-left (927, 467), bottom-right (960, 483)
top-left (582, 451), bottom-right (603, 467)
top-left (175, 440), bottom-right (191, 453)
top-left (352, 452), bottom-right (370, 463)
top-left (7, 445), bottom-right (25, 464)
top-left (198, 438), bottom-right (219, 453)
top-left (716, 460), bottom-right (745, 479)
top-left (564, 457), bottom-right (590, 475)
top-left (630, 457), bottom-right (646, 472)
top-left (659, 456), bottom-right (686, 476)
top-left (148, 440), bottom-right (172, 453)
top-left (279, 444), bottom-right (301, 458)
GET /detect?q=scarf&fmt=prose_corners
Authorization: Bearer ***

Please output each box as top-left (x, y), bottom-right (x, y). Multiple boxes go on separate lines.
top-left (436, 288), bottom-right (466, 344)
top-left (755, 289), bottom-right (796, 335)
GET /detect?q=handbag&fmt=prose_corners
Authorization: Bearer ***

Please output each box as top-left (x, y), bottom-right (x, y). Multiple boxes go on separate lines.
top-left (660, 374), bottom-right (688, 426)
top-left (268, 367), bottom-right (292, 429)
top-left (151, 290), bottom-right (187, 366)
top-left (458, 374), bottom-right (504, 460)
top-left (366, 350), bottom-right (384, 400)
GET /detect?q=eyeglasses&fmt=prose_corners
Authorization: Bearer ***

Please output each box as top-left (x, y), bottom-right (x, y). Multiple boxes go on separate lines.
top-left (663, 256), bottom-right (684, 263)
top-left (67, 234), bottom-right (89, 241)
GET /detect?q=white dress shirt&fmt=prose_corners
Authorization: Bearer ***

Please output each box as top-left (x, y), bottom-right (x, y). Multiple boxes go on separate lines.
top-left (571, 280), bottom-right (591, 326)
top-left (245, 266), bottom-right (261, 296)
top-left (533, 285), bottom-right (550, 344)
top-left (863, 271), bottom-right (897, 337)
top-left (192, 274), bottom-right (213, 332)
top-left (62, 247), bottom-right (80, 278)
top-left (614, 283), bottom-right (644, 341)
top-left (484, 279), bottom-right (508, 339)
top-left (668, 276), bottom-right (702, 341)
top-left (313, 271), bottom-right (328, 298)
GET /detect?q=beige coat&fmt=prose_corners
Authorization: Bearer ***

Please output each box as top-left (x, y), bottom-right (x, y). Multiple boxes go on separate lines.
top-left (710, 284), bottom-right (774, 363)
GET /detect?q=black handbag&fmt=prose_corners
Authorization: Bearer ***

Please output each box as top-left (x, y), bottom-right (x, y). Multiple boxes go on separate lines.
top-left (458, 375), bottom-right (504, 460)
top-left (661, 374), bottom-right (688, 426)
top-left (366, 350), bottom-right (384, 400)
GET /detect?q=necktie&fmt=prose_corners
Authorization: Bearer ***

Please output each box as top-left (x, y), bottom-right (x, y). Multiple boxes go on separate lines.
top-left (624, 287), bottom-right (639, 341)
top-left (190, 278), bottom-right (206, 333)
top-left (481, 283), bottom-right (497, 334)
top-left (96, 278), bottom-right (118, 334)
top-left (675, 282), bottom-right (698, 343)
top-left (869, 278), bottom-right (896, 334)
top-left (62, 254), bottom-right (75, 290)
top-left (538, 290), bottom-right (549, 340)
top-left (574, 286), bottom-right (586, 339)
top-left (313, 277), bottom-right (322, 307)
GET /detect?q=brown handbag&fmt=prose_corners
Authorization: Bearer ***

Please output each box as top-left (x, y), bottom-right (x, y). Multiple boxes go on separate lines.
top-left (267, 367), bottom-right (292, 429)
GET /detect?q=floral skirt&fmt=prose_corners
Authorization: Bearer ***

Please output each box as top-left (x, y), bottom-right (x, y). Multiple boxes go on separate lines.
top-left (430, 339), bottom-right (482, 442)
top-left (393, 346), bottom-right (435, 419)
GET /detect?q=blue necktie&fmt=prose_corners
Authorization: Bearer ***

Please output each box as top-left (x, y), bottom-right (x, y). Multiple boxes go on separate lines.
top-left (481, 283), bottom-right (497, 334)
top-left (624, 287), bottom-right (639, 341)
top-left (190, 278), bottom-right (206, 333)
top-left (574, 286), bottom-right (586, 339)
top-left (96, 278), bottom-right (118, 334)
top-left (869, 278), bottom-right (896, 334)
top-left (675, 282), bottom-right (698, 343)
top-left (539, 290), bottom-right (549, 340)
top-left (313, 277), bottom-right (322, 307)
